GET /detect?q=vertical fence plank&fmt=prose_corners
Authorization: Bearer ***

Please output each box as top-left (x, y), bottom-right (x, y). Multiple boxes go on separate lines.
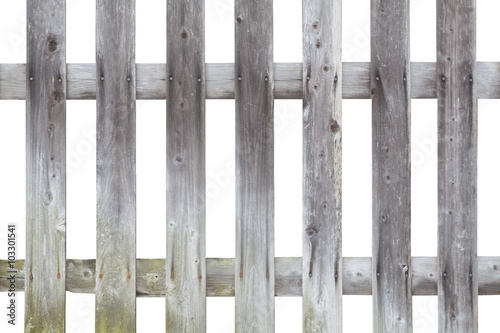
top-left (235, 0), bottom-right (274, 331)
top-left (165, 1), bottom-right (206, 331)
top-left (437, 0), bottom-right (478, 331)
top-left (371, 0), bottom-right (412, 331)
top-left (25, 0), bottom-right (66, 331)
top-left (95, 0), bottom-right (136, 331)
top-left (302, 0), bottom-right (342, 331)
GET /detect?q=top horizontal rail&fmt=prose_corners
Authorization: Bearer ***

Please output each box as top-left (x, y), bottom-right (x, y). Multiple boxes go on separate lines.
top-left (1, 62), bottom-right (500, 100)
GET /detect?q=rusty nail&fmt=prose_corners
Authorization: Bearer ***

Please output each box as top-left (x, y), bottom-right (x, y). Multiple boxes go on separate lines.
top-left (239, 271), bottom-right (243, 278)
top-left (198, 274), bottom-right (202, 280)
top-left (266, 272), bottom-right (270, 279)
top-left (127, 273), bottom-right (131, 280)
top-left (170, 273), bottom-right (174, 279)
top-left (29, 273), bottom-right (33, 280)
top-left (57, 273), bottom-right (61, 279)
top-left (99, 273), bottom-right (103, 279)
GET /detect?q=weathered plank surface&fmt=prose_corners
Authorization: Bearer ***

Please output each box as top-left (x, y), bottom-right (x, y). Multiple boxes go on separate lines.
top-left (95, 0), bottom-right (136, 331)
top-left (25, 0), bottom-right (66, 331)
top-left (235, 0), bottom-right (274, 331)
top-left (3, 257), bottom-right (500, 296)
top-left (302, 0), bottom-right (342, 331)
top-left (165, 1), bottom-right (206, 332)
top-left (437, 1), bottom-right (478, 332)
top-left (371, 1), bottom-right (412, 332)
top-left (3, 62), bottom-right (500, 99)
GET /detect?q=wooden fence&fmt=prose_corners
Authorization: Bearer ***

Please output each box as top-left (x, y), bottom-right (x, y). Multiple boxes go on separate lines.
top-left (0, 0), bottom-right (495, 332)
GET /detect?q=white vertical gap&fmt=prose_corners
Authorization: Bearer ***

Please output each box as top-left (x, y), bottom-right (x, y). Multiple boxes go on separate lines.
top-left (137, 298), bottom-right (165, 332)
top-left (479, 296), bottom-right (500, 331)
top-left (273, 0), bottom-right (301, 62)
top-left (0, 2), bottom-right (26, 62)
top-left (136, 0), bottom-right (166, 63)
top-left (66, 101), bottom-right (96, 259)
top-left (0, 101), bottom-right (25, 333)
top-left (411, 100), bottom-right (437, 256)
top-left (66, 293), bottom-right (95, 333)
top-left (206, 100), bottom-right (235, 258)
top-left (276, 297), bottom-right (301, 332)
top-left (343, 296), bottom-right (372, 332)
top-left (136, 100), bottom-right (167, 259)
top-left (478, 100), bottom-right (500, 256)
top-left (477, 1), bottom-right (500, 61)
top-left (205, 0), bottom-right (234, 63)
top-left (342, 0), bottom-right (370, 62)
top-left (410, 0), bottom-right (436, 62)
top-left (207, 297), bottom-right (234, 332)
top-left (67, 0), bottom-right (96, 63)
top-left (342, 100), bottom-right (371, 257)
top-left (412, 296), bottom-right (438, 333)
top-left (274, 100), bottom-right (302, 257)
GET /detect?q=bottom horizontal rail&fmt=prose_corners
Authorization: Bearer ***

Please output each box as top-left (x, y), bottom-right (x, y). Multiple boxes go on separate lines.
top-left (1, 257), bottom-right (499, 296)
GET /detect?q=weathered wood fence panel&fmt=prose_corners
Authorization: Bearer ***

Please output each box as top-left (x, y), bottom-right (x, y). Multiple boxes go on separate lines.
top-left (371, 0), bottom-right (412, 332)
top-left (437, 0), bottom-right (478, 332)
top-left (302, 0), bottom-right (342, 331)
top-left (95, 0), bottom-right (136, 331)
top-left (0, 0), bottom-right (492, 331)
top-left (165, 0), bottom-right (206, 331)
top-left (25, 0), bottom-right (67, 331)
top-left (235, 0), bottom-right (275, 331)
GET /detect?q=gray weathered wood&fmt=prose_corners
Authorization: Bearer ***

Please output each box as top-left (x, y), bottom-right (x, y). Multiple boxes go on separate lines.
top-left (437, 1), bottom-right (478, 332)
top-left (25, 0), bottom-right (66, 331)
top-left (235, 0), bottom-right (275, 331)
top-left (4, 62), bottom-right (500, 99)
top-left (4, 257), bottom-right (500, 296)
top-left (302, 0), bottom-right (342, 331)
top-left (165, 1), bottom-right (206, 332)
top-left (95, 0), bottom-right (136, 331)
top-left (371, 1), bottom-right (412, 331)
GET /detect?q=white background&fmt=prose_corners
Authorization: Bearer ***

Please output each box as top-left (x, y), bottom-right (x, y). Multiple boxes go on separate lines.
top-left (1, 0), bottom-right (500, 331)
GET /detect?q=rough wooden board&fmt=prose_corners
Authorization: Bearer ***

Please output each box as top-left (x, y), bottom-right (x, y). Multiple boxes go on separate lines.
top-left (437, 1), bottom-right (478, 332)
top-left (371, 1), bottom-right (412, 332)
top-left (302, 0), bottom-right (342, 331)
top-left (3, 257), bottom-right (500, 296)
top-left (235, 0), bottom-right (275, 331)
top-left (3, 62), bottom-right (500, 99)
top-left (95, 0), bottom-right (136, 331)
top-left (165, 1), bottom-right (206, 332)
top-left (25, 0), bottom-right (66, 331)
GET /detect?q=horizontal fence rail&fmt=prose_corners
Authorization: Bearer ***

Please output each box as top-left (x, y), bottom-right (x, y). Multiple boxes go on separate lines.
top-left (3, 62), bottom-right (500, 100)
top-left (2, 257), bottom-right (500, 296)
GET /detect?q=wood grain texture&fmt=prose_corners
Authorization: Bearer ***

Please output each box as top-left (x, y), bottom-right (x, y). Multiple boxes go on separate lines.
top-left (25, 0), bottom-right (66, 331)
top-left (165, 1), bottom-right (206, 332)
top-left (437, 1), bottom-right (478, 332)
top-left (95, 0), bottom-right (136, 331)
top-left (4, 62), bottom-right (500, 99)
top-left (235, 0), bottom-right (275, 331)
top-left (3, 257), bottom-right (500, 295)
top-left (371, 1), bottom-right (412, 332)
top-left (302, 0), bottom-right (342, 331)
